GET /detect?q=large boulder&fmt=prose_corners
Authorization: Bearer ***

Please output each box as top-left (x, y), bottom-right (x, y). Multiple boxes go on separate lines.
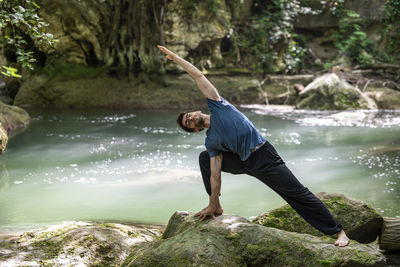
top-left (253, 192), bottom-right (384, 244)
top-left (0, 101), bottom-right (30, 138)
top-left (296, 73), bottom-right (377, 110)
top-left (0, 221), bottom-right (163, 267)
top-left (123, 211), bottom-right (386, 266)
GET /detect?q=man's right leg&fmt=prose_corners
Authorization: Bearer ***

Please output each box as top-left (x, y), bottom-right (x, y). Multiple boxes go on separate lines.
top-left (199, 151), bottom-right (247, 196)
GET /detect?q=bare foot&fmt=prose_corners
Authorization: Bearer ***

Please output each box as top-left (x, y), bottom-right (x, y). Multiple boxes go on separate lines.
top-left (335, 230), bottom-right (350, 247)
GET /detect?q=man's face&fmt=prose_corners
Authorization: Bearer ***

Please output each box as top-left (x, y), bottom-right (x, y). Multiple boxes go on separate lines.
top-left (182, 111), bottom-right (205, 132)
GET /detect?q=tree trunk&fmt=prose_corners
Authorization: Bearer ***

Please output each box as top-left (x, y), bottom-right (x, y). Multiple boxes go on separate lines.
top-left (379, 217), bottom-right (400, 251)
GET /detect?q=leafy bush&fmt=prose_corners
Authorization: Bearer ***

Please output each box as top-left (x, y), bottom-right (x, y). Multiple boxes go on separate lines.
top-left (229, 0), bottom-right (309, 73)
top-left (381, 0), bottom-right (400, 62)
top-left (0, 0), bottom-right (56, 77)
top-left (332, 10), bottom-right (374, 66)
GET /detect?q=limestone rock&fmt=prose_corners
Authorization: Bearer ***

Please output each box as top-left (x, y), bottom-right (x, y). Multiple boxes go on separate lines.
top-left (253, 192), bottom-right (384, 244)
top-left (297, 73), bottom-right (377, 110)
top-left (0, 221), bottom-right (163, 267)
top-left (365, 87), bottom-right (400, 109)
top-left (123, 211), bottom-right (386, 266)
top-left (0, 101), bottom-right (30, 137)
top-left (164, 0), bottom-right (231, 71)
top-left (0, 123), bottom-right (7, 154)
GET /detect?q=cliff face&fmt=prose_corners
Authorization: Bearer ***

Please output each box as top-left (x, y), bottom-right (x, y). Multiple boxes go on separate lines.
top-left (36, 0), bottom-right (165, 75)
top-left (28, 0), bottom-right (389, 74)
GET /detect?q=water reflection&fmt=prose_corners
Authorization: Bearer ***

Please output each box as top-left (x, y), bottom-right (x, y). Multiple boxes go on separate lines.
top-left (0, 161), bottom-right (9, 195)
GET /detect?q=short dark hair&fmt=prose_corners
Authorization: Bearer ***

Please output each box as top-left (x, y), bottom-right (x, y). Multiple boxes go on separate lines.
top-left (177, 112), bottom-right (194, 132)
top-left (176, 112), bottom-right (204, 133)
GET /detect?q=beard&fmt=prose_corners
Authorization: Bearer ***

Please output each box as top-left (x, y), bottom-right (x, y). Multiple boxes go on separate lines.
top-left (195, 115), bottom-right (205, 128)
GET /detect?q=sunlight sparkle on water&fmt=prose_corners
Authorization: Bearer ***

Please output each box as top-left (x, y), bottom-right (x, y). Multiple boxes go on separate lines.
top-left (0, 108), bottom-right (399, 232)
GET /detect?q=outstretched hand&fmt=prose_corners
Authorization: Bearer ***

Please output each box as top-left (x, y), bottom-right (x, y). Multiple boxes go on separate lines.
top-left (194, 204), bottom-right (218, 221)
top-left (157, 45), bottom-right (175, 61)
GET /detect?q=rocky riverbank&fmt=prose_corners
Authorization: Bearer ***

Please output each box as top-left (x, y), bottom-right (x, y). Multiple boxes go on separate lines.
top-left (0, 101), bottom-right (30, 154)
top-left (1, 193), bottom-right (399, 266)
top-left (8, 70), bottom-right (400, 110)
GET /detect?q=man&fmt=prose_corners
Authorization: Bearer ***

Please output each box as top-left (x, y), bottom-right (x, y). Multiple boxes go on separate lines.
top-left (157, 45), bottom-right (350, 247)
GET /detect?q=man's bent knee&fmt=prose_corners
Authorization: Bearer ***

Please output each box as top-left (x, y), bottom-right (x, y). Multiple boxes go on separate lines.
top-left (199, 151), bottom-right (210, 167)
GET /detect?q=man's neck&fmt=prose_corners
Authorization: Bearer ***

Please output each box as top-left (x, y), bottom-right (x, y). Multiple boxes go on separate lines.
top-left (204, 114), bottom-right (211, 128)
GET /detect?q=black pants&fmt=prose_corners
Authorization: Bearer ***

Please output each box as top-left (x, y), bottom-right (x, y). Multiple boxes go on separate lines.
top-left (199, 141), bottom-right (343, 235)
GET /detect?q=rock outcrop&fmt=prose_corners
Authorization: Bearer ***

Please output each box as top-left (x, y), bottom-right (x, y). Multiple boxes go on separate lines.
top-left (253, 192), bottom-right (384, 244)
top-left (0, 221), bottom-right (163, 267)
top-left (123, 211), bottom-right (386, 266)
top-left (365, 86), bottom-right (400, 109)
top-left (0, 101), bottom-right (30, 153)
top-left (0, 101), bottom-right (30, 136)
top-left (296, 73), bottom-right (377, 110)
top-left (14, 74), bottom-right (263, 109)
top-left (0, 123), bottom-right (7, 154)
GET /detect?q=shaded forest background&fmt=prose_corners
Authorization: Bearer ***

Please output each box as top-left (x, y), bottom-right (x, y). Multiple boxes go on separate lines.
top-left (0, 0), bottom-right (399, 109)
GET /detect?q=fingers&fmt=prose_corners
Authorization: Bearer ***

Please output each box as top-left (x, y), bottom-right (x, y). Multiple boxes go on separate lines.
top-left (197, 212), bottom-right (215, 221)
top-left (157, 45), bottom-right (168, 53)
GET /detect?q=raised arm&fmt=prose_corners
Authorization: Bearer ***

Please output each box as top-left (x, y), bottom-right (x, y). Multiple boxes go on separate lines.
top-left (157, 45), bottom-right (221, 101)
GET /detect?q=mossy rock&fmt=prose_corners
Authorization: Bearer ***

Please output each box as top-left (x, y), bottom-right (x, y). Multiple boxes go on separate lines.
top-left (123, 211), bottom-right (386, 266)
top-left (0, 221), bottom-right (164, 267)
top-left (0, 101), bottom-right (30, 137)
top-left (14, 73), bottom-right (264, 109)
top-left (296, 73), bottom-right (377, 110)
top-left (253, 192), bottom-right (384, 243)
top-left (364, 86), bottom-right (400, 109)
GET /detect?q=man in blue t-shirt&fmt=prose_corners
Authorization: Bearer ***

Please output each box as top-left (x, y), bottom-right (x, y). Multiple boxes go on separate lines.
top-left (157, 45), bottom-right (349, 246)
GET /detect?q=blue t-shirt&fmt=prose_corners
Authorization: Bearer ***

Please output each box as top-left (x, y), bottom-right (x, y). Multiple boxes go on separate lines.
top-left (205, 97), bottom-right (266, 161)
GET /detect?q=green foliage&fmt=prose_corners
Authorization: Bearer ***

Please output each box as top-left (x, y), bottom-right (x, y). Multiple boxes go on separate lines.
top-left (35, 59), bottom-right (106, 80)
top-left (229, 0), bottom-right (308, 73)
top-left (382, 0), bottom-right (400, 62)
top-left (1, 65), bottom-right (21, 77)
top-left (182, 0), bottom-right (220, 17)
top-left (0, 0), bottom-right (56, 77)
top-left (332, 10), bottom-right (374, 66)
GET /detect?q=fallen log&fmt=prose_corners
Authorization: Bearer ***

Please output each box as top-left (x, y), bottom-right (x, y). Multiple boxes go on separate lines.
top-left (379, 217), bottom-right (400, 251)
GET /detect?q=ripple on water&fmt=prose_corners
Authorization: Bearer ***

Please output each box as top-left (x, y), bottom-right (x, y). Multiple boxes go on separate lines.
top-left (352, 147), bottom-right (400, 201)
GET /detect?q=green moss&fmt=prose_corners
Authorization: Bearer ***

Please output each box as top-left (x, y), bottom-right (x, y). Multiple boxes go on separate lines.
top-left (31, 236), bottom-right (67, 259)
top-left (35, 60), bottom-right (107, 80)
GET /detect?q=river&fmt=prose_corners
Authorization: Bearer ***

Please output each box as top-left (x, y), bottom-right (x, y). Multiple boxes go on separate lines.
top-left (0, 107), bottom-right (399, 233)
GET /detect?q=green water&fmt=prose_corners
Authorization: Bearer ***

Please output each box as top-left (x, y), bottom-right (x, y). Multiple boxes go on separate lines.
top-left (0, 107), bottom-right (399, 232)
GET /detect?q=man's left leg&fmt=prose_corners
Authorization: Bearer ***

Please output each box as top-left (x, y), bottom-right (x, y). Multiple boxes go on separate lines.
top-left (245, 142), bottom-right (349, 246)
